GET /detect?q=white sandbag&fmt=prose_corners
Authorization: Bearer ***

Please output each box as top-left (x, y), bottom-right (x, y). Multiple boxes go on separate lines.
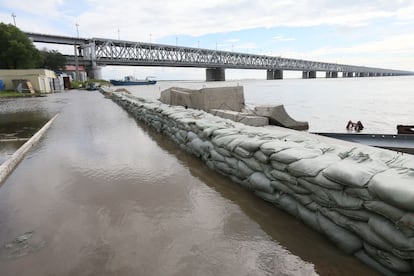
top-left (345, 187), bottom-right (375, 201)
top-left (369, 216), bottom-right (414, 251)
top-left (212, 161), bottom-right (233, 176)
top-left (209, 149), bottom-right (226, 162)
top-left (293, 193), bottom-right (314, 206)
top-left (297, 179), bottom-right (331, 205)
top-left (274, 194), bottom-right (299, 218)
top-left (187, 138), bottom-right (205, 156)
top-left (270, 180), bottom-right (295, 195)
top-left (287, 153), bottom-right (341, 177)
top-left (270, 160), bottom-right (287, 171)
top-left (270, 147), bottom-right (322, 164)
top-left (212, 134), bottom-right (240, 148)
top-left (348, 220), bottom-right (393, 252)
top-left (238, 137), bottom-right (267, 152)
top-left (363, 242), bottom-right (413, 273)
top-left (398, 213), bottom-right (414, 233)
top-left (240, 157), bottom-right (263, 172)
top-left (332, 208), bottom-right (373, 222)
top-left (260, 140), bottom-right (300, 156)
top-left (317, 213), bottom-right (362, 254)
top-left (303, 172), bottom-right (343, 190)
top-left (216, 147), bottom-right (232, 157)
top-left (270, 169), bottom-right (297, 184)
top-left (233, 146), bottom-right (253, 158)
top-left (254, 190), bottom-right (280, 203)
top-left (325, 189), bottom-right (363, 210)
top-left (323, 154), bottom-right (388, 188)
top-left (368, 168), bottom-right (414, 212)
top-left (253, 150), bottom-right (269, 164)
top-left (237, 160), bottom-right (254, 178)
top-left (364, 201), bottom-right (405, 223)
top-left (224, 157), bottom-right (239, 169)
top-left (354, 250), bottom-right (398, 276)
top-left (248, 172), bottom-right (274, 194)
top-left (297, 204), bottom-right (321, 232)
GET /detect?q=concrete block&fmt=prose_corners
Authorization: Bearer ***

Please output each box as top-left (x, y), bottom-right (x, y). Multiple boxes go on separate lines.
top-left (254, 105), bottom-right (309, 130)
top-left (209, 109), bottom-right (269, 127)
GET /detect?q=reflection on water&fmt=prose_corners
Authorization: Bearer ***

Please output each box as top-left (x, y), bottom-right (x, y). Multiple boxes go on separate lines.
top-left (0, 90), bottom-right (379, 275)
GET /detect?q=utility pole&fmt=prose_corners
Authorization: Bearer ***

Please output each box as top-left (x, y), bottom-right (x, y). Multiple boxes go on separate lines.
top-left (11, 13), bottom-right (16, 26)
top-left (74, 23), bottom-right (80, 81)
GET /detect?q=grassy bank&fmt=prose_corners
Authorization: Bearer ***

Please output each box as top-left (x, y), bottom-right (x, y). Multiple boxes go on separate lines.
top-left (0, 91), bottom-right (45, 98)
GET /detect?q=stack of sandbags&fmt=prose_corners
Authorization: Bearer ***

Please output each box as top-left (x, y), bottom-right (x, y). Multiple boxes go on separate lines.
top-left (111, 92), bottom-right (414, 275)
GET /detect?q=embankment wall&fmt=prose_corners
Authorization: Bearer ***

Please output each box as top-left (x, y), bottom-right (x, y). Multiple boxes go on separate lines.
top-left (110, 91), bottom-right (414, 275)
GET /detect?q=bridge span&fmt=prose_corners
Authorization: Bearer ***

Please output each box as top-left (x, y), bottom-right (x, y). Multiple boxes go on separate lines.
top-left (26, 32), bottom-right (414, 81)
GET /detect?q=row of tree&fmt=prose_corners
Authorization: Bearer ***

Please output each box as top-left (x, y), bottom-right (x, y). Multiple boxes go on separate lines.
top-left (0, 23), bottom-right (66, 71)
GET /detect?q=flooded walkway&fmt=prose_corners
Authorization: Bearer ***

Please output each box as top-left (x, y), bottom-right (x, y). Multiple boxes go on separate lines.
top-left (0, 91), bottom-right (378, 275)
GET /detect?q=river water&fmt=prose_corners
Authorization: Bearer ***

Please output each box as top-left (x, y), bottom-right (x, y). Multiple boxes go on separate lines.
top-left (1, 76), bottom-right (409, 275)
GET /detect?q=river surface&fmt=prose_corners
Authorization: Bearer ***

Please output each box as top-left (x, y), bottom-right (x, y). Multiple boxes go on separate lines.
top-left (1, 76), bottom-right (408, 275)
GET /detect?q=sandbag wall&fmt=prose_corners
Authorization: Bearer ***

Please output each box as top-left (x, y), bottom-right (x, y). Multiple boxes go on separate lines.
top-left (111, 92), bottom-right (414, 276)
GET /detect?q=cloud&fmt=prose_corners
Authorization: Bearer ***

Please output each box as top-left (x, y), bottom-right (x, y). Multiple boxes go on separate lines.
top-left (273, 35), bottom-right (296, 42)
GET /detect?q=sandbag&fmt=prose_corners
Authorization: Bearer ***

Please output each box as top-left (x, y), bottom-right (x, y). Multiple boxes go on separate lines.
top-left (274, 194), bottom-right (299, 218)
top-left (332, 208), bottom-right (373, 222)
top-left (323, 154), bottom-right (388, 188)
top-left (254, 190), bottom-right (280, 203)
top-left (216, 147), bottom-right (232, 157)
top-left (240, 157), bottom-right (263, 172)
top-left (368, 168), bottom-right (414, 212)
top-left (270, 169), bottom-right (297, 184)
top-left (303, 172), bottom-right (343, 190)
top-left (369, 216), bottom-right (414, 251)
top-left (253, 150), bottom-right (268, 164)
top-left (270, 180), bottom-right (295, 195)
top-left (233, 146), bottom-right (253, 158)
top-left (237, 137), bottom-right (267, 152)
top-left (364, 201), bottom-right (405, 223)
top-left (209, 149), bottom-right (226, 162)
top-left (297, 203), bottom-right (321, 232)
top-left (248, 172), bottom-right (274, 194)
top-left (270, 160), bottom-right (287, 171)
top-left (354, 250), bottom-right (398, 276)
top-left (345, 187), bottom-right (375, 201)
top-left (260, 140), bottom-right (300, 156)
top-left (237, 160), bottom-right (255, 178)
top-left (270, 147), bottom-right (322, 164)
top-left (317, 213), bottom-right (362, 254)
top-left (363, 242), bottom-right (413, 273)
top-left (287, 153), bottom-right (340, 177)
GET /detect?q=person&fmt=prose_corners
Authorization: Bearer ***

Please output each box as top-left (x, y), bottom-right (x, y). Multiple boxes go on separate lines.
top-left (346, 120), bottom-right (355, 130)
top-left (355, 121), bottom-right (364, 132)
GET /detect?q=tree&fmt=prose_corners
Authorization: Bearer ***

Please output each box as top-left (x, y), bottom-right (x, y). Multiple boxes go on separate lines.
top-left (0, 23), bottom-right (40, 69)
top-left (39, 49), bottom-right (67, 71)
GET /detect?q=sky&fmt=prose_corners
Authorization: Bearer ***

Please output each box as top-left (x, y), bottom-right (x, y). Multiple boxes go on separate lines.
top-left (1, 0), bottom-right (414, 80)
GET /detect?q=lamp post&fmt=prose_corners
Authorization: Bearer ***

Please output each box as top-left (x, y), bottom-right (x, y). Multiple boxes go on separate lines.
top-left (11, 13), bottom-right (16, 26)
top-left (74, 23), bottom-right (80, 81)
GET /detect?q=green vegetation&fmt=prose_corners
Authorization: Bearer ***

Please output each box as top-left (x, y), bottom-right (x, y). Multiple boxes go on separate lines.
top-left (0, 24), bottom-right (67, 71)
top-left (70, 80), bottom-right (84, 89)
top-left (0, 91), bottom-right (44, 98)
top-left (70, 79), bottom-right (111, 89)
top-left (86, 79), bottom-right (111, 86)
top-left (38, 49), bottom-right (67, 71)
top-left (0, 23), bottom-right (40, 69)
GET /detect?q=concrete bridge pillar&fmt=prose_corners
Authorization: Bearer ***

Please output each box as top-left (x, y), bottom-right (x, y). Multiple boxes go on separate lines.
top-left (303, 71), bottom-right (316, 79)
top-left (325, 72), bottom-right (332, 78)
top-left (331, 72), bottom-right (338, 78)
top-left (267, 69), bottom-right (283, 80)
top-left (206, 68), bottom-right (225, 81)
top-left (87, 64), bottom-right (102, 80)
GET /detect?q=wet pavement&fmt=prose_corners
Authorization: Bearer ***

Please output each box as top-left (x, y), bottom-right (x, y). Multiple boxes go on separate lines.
top-left (0, 90), bottom-right (379, 275)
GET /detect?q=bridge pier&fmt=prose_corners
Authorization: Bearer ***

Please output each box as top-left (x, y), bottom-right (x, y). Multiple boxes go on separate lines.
top-left (325, 71), bottom-right (338, 78)
top-left (303, 71), bottom-right (316, 79)
top-left (86, 64), bottom-right (102, 80)
top-left (343, 72), bottom-right (354, 78)
top-left (267, 69), bottom-right (283, 80)
top-left (206, 68), bottom-right (225, 81)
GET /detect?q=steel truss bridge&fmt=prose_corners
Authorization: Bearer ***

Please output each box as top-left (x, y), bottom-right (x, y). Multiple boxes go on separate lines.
top-left (26, 32), bottom-right (414, 80)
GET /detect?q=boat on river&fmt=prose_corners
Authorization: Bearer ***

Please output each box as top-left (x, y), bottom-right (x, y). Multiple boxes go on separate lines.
top-left (110, 76), bottom-right (156, 86)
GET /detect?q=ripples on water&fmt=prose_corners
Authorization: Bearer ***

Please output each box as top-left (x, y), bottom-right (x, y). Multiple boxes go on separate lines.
top-left (0, 87), bottom-right (382, 275)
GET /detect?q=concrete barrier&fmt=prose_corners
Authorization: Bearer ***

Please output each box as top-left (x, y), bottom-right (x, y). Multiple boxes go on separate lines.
top-left (110, 92), bottom-right (414, 275)
top-left (0, 114), bottom-right (58, 185)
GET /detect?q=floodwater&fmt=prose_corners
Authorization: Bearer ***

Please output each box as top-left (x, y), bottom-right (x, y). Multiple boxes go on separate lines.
top-left (127, 76), bottom-right (414, 134)
top-left (0, 83), bottom-right (386, 275)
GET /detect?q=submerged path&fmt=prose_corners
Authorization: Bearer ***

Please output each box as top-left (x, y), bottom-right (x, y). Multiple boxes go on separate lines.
top-left (0, 91), bottom-right (378, 275)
